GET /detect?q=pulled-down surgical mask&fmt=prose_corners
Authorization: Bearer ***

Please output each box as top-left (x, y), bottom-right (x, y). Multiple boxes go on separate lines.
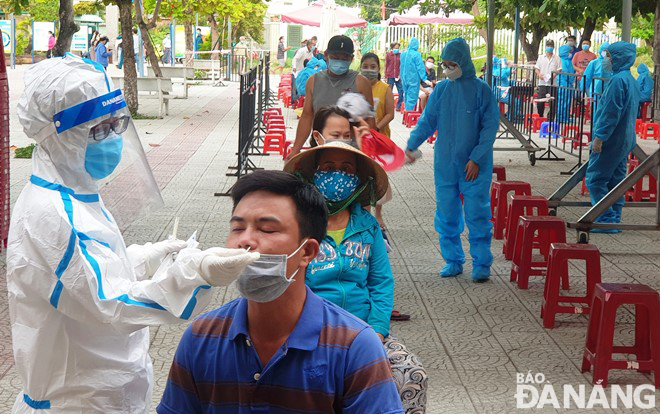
top-left (236, 240), bottom-right (308, 303)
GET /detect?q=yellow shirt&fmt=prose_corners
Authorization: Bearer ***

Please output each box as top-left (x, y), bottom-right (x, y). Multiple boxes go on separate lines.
top-left (326, 228), bottom-right (346, 246)
top-left (372, 80), bottom-right (391, 138)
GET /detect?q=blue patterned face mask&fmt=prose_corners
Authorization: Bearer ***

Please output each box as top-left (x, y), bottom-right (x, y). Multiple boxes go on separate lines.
top-left (313, 170), bottom-right (360, 202)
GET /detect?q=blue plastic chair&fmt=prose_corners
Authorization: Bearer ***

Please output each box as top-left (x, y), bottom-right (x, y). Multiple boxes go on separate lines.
top-left (540, 122), bottom-right (560, 139)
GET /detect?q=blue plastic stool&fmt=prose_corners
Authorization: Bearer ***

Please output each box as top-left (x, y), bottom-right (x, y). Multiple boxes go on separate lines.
top-left (540, 122), bottom-right (560, 139)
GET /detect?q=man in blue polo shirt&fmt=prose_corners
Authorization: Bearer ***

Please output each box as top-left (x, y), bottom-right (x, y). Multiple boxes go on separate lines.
top-left (158, 170), bottom-right (403, 414)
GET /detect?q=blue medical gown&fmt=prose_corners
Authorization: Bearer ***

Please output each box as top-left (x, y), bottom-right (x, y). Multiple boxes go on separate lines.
top-left (557, 45), bottom-right (576, 123)
top-left (406, 38), bottom-right (500, 267)
top-left (400, 37), bottom-right (427, 111)
top-left (637, 64), bottom-right (653, 103)
top-left (586, 42), bottom-right (640, 223)
top-left (582, 43), bottom-right (612, 99)
top-left (296, 57), bottom-right (325, 97)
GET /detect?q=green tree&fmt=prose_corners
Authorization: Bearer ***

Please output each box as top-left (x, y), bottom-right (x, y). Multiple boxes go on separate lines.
top-left (632, 13), bottom-right (654, 50)
top-left (336, 0), bottom-right (407, 24)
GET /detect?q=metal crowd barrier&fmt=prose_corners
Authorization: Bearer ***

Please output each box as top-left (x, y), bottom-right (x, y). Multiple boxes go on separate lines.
top-left (215, 53), bottom-right (272, 196)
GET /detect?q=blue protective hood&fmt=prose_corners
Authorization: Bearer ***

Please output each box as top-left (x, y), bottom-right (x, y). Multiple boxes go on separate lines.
top-left (305, 57), bottom-right (320, 69)
top-left (408, 37), bottom-right (419, 52)
top-left (493, 57), bottom-right (500, 66)
top-left (558, 45), bottom-right (572, 60)
top-left (441, 38), bottom-right (476, 79)
top-left (609, 41), bottom-right (636, 73)
top-left (638, 63), bottom-right (649, 76)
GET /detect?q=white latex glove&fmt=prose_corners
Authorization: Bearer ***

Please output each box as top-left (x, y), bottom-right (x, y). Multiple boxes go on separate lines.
top-left (424, 80), bottom-right (433, 86)
top-left (143, 239), bottom-right (188, 278)
top-left (199, 247), bottom-right (260, 287)
top-left (591, 138), bottom-right (603, 154)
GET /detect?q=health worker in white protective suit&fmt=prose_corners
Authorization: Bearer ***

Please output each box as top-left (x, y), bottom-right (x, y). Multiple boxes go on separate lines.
top-left (7, 55), bottom-right (259, 413)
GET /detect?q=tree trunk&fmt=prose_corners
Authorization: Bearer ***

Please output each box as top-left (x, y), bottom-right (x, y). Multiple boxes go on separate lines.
top-left (520, 25), bottom-right (543, 63)
top-left (653, 0), bottom-right (660, 122)
top-left (209, 15), bottom-right (219, 61)
top-left (471, 0), bottom-right (488, 44)
top-left (135, 0), bottom-right (163, 77)
top-left (54, 0), bottom-right (79, 56)
top-left (117, 0), bottom-right (138, 115)
top-left (184, 21), bottom-right (193, 63)
top-left (581, 17), bottom-right (597, 43)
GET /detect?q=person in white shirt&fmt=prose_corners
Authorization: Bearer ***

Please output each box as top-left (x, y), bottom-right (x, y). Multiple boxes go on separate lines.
top-left (535, 39), bottom-right (561, 120)
top-left (162, 34), bottom-right (172, 64)
top-left (292, 40), bottom-right (315, 76)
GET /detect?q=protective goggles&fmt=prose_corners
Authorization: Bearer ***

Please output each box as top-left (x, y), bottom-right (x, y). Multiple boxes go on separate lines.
top-left (90, 115), bottom-right (130, 141)
top-left (441, 62), bottom-right (458, 70)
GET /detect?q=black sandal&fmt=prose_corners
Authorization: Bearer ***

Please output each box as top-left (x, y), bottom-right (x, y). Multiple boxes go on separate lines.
top-left (391, 310), bottom-right (411, 321)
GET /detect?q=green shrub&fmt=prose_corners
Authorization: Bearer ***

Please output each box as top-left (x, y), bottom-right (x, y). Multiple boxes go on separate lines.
top-left (15, 144), bottom-right (35, 159)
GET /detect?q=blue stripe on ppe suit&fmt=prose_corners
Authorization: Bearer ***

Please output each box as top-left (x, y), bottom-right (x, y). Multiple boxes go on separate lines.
top-left (557, 45), bottom-right (576, 123)
top-left (586, 42), bottom-right (640, 224)
top-left (637, 64), bottom-right (653, 103)
top-left (400, 38), bottom-right (427, 111)
top-left (406, 38), bottom-right (500, 269)
top-left (582, 43), bottom-right (612, 98)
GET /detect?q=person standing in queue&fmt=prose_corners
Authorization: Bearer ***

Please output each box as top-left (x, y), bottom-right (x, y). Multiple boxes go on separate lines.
top-left (585, 42), bottom-right (640, 232)
top-left (289, 35), bottom-right (375, 158)
top-left (405, 38), bottom-right (499, 282)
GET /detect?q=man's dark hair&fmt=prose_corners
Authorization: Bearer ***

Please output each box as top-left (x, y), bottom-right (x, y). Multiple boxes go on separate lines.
top-left (311, 36), bottom-right (318, 41)
top-left (231, 170), bottom-right (328, 243)
top-left (99, 36), bottom-right (109, 43)
top-left (427, 56), bottom-right (435, 62)
top-left (303, 58), bottom-right (310, 67)
top-left (312, 105), bottom-right (351, 134)
top-left (133, 28), bottom-right (138, 34)
top-left (567, 35), bottom-right (576, 41)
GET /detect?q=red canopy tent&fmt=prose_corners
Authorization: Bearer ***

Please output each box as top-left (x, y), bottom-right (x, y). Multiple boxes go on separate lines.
top-left (387, 15), bottom-right (473, 26)
top-left (281, 1), bottom-right (368, 28)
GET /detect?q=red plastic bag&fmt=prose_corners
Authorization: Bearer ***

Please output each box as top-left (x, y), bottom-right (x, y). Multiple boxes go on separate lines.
top-left (360, 130), bottom-right (406, 172)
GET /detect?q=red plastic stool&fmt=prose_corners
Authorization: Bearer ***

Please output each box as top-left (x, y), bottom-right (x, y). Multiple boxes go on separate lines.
top-left (640, 102), bottom-right (652, 123)
top-left (636, 119), bottom-right (643, 135)
top-left (406, 113), bottom-right (422, 128)
top-left (541, 243), bottom-right (601, 329)
top-left (493, 165), bottom-right (506, 181)
top-left (295, 96), bottom-right (305, 109)
top-left (402, 111), bottom-right (420, 126)
top-left (510, 216), bottom-right (566, 289)
top-left (427, 131), bottom-right (437, 144)
top-left (490, 181), bottom-right (532, 240)
top-left (524, 114), bottom-right (539, 130)
top-left (581, 177), bottom-right (589, 196)
top-left (640, 123), bottom-right (660, 141)
top-left (532, 117), bottom-right (548, 133)
top-left (562, 125), bottom-right (580, 141)
top-left (627, 158), bottom-right (658, 202)
top-left (581, 283), bottom-right (660, 388)
top-left (264, 133), bottom-right (285, 155)
top-left (573, 132), bottom-right (591, 149)
top-left (503, 195), bottom-right (548, 260)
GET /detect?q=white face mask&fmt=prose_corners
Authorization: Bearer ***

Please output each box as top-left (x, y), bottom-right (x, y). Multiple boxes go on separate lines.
top-left (445, 66), bottom-right (462, 81)
top-left (235, 240), bottom-right (308, 303)
top-left (426, 62), bottom-right (434, 69)
top-left (601, 51), bottom-right (608, 58)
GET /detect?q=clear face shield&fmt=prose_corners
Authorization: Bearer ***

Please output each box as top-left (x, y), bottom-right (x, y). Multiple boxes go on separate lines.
top-left (53, 89), bottom-right (164, 226)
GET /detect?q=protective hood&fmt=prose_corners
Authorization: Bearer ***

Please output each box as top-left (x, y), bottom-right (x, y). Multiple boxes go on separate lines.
top-left (408, 37), bottom-right (419, 52)
top-left (441, 37), bottom-right (476, 79)
top-left (493, 57), bottom-right (500, 66)
top-left (18, 55), bottom-right (115, 193)
top-left (638, 63), bottom-right (649, 76)
top-left (609, 41), bottom-right (636, 73)
top-left (17, 54), bottom-right (164, 221)
top-left (558, 45), bottom-right (572, 60)
top-left (306, 57), bottom-right (320, 69)
top-left (598, 43), bottom-right (609, 59)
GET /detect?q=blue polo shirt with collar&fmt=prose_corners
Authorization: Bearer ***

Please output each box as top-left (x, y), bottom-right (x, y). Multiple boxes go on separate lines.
top-left (157, 286), bottom-right (404, 414)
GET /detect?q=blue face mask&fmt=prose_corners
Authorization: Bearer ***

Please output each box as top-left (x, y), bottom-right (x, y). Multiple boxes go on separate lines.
top-left (328, 59), bottom-right (350, 76)
top-left (392, 49), bottom-right (400, 54)
top-left (546, 47), bottom-right (554, 54)
top-left (582, 44), bottom-right (590, 51)
top-left (313, 170), bottom-right (360, 202)
top-left (85, 135), bottom-right (123, 180)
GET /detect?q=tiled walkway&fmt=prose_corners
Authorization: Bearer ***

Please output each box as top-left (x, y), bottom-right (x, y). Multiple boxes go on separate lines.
top-left (1, 67), bottom-right (659, 412)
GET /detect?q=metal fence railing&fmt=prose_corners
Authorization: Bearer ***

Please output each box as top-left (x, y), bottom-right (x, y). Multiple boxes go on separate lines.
top-left (215, 52), bottom-right (272, 196)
